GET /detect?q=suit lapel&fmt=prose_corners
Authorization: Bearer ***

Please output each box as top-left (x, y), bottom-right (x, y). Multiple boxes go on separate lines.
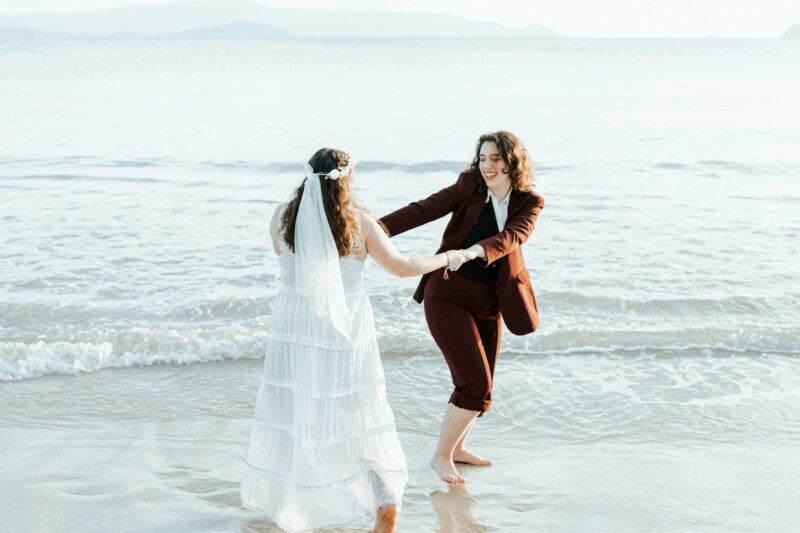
top-left (465, 191), bottom-right (486, 227)
top-left (507, 190), bottom-right (524, 221)
top-left (450, 190), bottom-right (486, 247)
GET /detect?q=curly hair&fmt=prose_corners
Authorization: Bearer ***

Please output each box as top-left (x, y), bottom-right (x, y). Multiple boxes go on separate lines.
top-left (469, 131), bottom-right (534, 192)
top-left (280, 148), bottom-right (359, 257)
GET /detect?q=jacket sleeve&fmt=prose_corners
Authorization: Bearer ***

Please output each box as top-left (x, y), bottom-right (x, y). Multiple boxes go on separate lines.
top-left (378, 173), bottom-right (466, 237)
top-left (479, 193), bottom-right (545, 265)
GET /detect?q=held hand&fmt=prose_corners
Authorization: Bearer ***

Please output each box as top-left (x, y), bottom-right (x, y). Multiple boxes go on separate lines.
top-left (459, 248), bottom-right (480, 262)
top-left (444, 250), bottom-right (468, 272)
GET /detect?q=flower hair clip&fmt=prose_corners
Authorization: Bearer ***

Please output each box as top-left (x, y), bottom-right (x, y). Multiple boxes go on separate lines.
top-left (304, 158), bottom-right (357, 181)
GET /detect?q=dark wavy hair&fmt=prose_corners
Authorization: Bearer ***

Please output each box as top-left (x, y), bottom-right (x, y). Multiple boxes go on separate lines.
top-left (280, 148), bottom-right (359, 257)
top-left (469, 131), bottom-right (534, 192)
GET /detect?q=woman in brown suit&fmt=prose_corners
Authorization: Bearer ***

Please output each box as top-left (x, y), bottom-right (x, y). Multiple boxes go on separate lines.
top-left (379, 131), bottom-right (544, 484)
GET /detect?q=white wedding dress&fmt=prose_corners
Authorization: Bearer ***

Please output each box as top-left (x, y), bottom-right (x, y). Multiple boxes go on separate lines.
top-left (241, 235), bottom-right (408, 532)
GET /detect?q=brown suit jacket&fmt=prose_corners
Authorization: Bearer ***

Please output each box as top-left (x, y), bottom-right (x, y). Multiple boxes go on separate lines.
top-left (379, 170), bottom-right (545, 335)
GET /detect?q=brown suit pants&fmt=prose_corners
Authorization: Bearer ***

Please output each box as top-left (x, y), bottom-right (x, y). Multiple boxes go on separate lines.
top-left (423, 268), bottom-right (501, 414)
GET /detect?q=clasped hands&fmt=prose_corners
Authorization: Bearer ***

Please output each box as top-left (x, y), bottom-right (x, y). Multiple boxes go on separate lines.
top-left (444, 247), bottom-right (481, 273)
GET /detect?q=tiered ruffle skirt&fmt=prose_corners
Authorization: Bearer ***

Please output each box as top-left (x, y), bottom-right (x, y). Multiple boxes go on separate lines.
top-left (241, 286), bottom-right (408, 532)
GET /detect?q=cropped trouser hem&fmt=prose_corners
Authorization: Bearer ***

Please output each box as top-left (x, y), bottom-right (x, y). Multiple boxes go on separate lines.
top-left (449, 390), bottom-right (492, 414)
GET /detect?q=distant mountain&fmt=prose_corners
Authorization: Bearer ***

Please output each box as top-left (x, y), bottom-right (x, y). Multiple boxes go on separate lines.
top-left (783, 23), bottom-right (800, 38)
top-left (173, 21), bottom-right (292, 38)
top-left (0, 21), bottom-right (292, 40)
top-left (0, 1), bottom-right (561, 39)
top-left (0, 25), bottom-right (67, 38)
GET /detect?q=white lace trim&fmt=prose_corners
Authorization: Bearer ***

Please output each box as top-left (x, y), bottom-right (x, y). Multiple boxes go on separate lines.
top-left (243, 461), bottom-right (406, 492)
top-left (260, 376), bottom-right (385, 399)
top-left (251, 419), bottom-right (396, 448)
top-left (268, 331), bottom-right (375, 351)
top-left (278, 281), bottom-right (364, 294)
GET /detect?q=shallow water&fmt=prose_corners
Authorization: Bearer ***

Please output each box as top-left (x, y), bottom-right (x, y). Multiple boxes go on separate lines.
top-left (2, 37), bottom-right (800, 380)
top-left (2, 354), bottom-right (799, 531)
top-left (2, 36), bottom-right (800, 531)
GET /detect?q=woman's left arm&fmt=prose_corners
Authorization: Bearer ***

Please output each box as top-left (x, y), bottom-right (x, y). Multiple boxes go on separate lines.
top-left (269, 203), bottom-right (286, 256)
top-left (466, 193), bottom-right (545, 265)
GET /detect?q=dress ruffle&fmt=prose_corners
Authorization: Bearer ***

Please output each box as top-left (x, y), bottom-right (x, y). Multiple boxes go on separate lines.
top-left (241, 250), bottom-right (407, 532)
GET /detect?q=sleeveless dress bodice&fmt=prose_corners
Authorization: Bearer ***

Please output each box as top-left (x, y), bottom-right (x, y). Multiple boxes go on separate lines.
top-left (278, 244), bottom-right (365, 294)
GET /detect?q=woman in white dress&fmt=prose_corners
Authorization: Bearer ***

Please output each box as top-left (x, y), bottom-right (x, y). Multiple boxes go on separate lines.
top-left (240, 148), bottom-right (468, 532)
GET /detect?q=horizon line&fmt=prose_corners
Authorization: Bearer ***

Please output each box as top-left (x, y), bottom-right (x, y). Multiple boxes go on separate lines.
top-left (0, 2), bottom-right (797, 40)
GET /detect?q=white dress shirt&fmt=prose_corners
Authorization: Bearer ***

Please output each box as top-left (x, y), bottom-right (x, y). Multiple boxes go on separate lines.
top-left (486, 189), bottom-right (511, 230)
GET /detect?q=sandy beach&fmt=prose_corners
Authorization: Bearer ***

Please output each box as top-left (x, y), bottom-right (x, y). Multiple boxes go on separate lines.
top-left (3, 354), bottom-right (799, 532)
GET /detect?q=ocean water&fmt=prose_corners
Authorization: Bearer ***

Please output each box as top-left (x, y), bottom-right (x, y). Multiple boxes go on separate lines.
top-left (1, 36), bottom-right (800, 531)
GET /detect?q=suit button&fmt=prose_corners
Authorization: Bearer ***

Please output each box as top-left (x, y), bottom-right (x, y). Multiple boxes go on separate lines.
top-left (496, 282), bottom-right (501, 288)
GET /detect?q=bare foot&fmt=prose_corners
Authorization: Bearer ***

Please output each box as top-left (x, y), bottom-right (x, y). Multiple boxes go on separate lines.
top-left (453, 448), bottom-right (492, 466)
top-left (430, 455), bottom-right (465, 484)
top-left (371, 504), bottom-right (398, 533)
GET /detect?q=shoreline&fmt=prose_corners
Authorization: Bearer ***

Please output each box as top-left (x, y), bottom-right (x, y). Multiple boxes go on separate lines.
top-left (2, 356), bottom-right (799, 531)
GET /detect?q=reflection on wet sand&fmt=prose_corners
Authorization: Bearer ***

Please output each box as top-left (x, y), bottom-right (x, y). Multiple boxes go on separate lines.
top-left (431, 483), bottom-right (487, 532)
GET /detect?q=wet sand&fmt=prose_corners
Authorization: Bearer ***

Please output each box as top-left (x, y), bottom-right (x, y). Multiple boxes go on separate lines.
top-left (2, 356), bottom-right (799, 532)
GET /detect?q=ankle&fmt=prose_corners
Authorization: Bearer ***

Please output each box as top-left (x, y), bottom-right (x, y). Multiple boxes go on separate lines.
top-left (432, 450), bottom-right (453, 461)
top-left (376, 504), bottom-right (398, 532)
top-left (378, 503), bottom-right (398, 516)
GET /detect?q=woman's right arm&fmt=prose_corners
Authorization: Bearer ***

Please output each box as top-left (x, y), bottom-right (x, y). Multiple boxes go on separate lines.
top-left (362, 213), bottom-right (463, 277)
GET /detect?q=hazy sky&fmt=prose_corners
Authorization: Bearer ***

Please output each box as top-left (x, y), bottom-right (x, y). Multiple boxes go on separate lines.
top-left (1, 0), bottom-right (799, 38)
